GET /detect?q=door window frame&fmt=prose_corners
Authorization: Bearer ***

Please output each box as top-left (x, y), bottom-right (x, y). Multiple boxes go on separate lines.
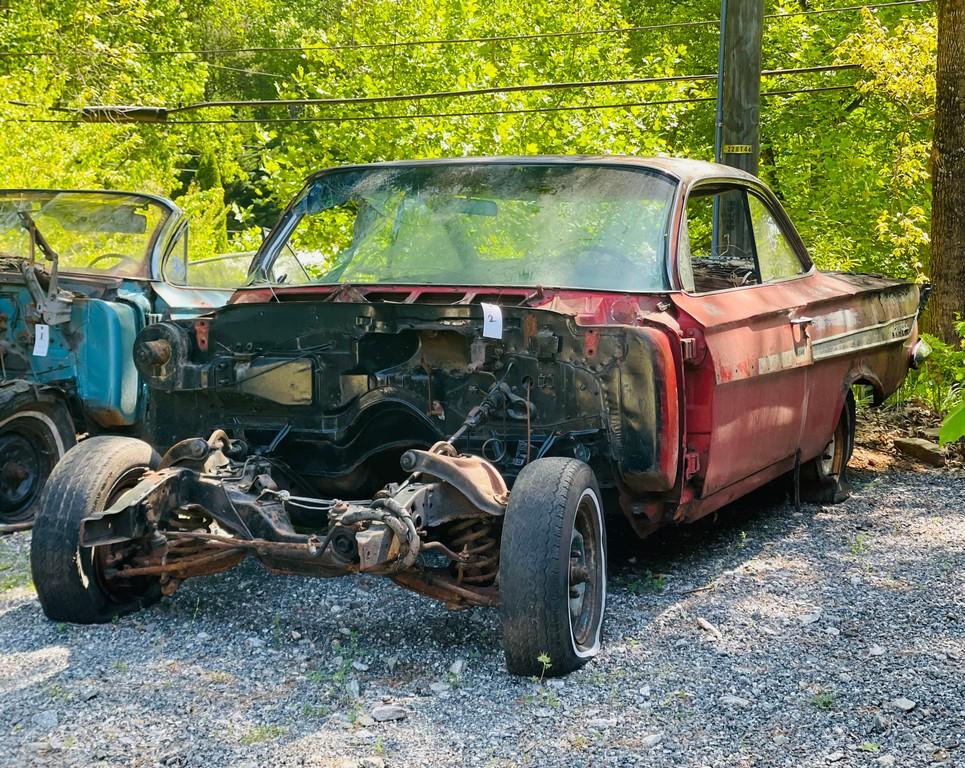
top-left (674, 178), bottom-right (815, 295)
top-left (160, 221), bottom-right (190, 284)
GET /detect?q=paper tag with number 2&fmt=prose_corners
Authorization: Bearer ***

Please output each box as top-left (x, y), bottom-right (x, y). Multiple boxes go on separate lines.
top-left (481, 303), bottom-right (503, 339)
top-left (32, 324), bottom-right (50, 357)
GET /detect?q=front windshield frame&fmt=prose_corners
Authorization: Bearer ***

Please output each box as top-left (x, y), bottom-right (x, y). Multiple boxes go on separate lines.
top-left (0, 189), bottom-right (180, 279)
top-left (251, 160), bottom-right (679, 293)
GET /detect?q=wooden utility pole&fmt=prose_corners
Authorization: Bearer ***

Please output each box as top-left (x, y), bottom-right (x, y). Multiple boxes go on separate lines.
top-left (714, 0), bottom-right (765, 175)
top-left (926, 0), bottom-right (965, 343)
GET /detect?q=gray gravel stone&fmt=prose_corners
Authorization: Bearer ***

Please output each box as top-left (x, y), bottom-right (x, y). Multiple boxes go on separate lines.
top-left (891, 696), bottom-right (917, 712)
top-left (370, 705), bottom-right (407, 722)
top-left (872, 712), bottom-right (890, 733)
top-left (31, 711), bottom-right (57, 732)
top-left (0, 460), bottom-right (960, 767)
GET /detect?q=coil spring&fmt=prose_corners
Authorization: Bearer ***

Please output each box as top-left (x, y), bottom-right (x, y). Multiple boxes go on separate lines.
top-left (447, 518), bottom-right (500, 585)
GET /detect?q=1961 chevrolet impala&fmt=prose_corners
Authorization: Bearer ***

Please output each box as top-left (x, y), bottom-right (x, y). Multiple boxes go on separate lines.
top-left (29, 157), bottom-right (927, 675)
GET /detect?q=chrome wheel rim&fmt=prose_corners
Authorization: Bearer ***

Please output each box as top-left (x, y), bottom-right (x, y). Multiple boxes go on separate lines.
top-left (567, 489), bottom-right (605, 655)
top-left (819, 432), bottom-right (837, 476)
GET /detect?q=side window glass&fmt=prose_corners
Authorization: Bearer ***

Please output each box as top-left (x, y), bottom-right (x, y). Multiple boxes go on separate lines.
top-left (163, 227), bottom-right (252, 288)
top-left (682, 188), bottom-right (759, 292)
top-left (186, 251), bottom-right (255, 288)
top-left (747, 194), bottom-right (806, 282)
top-left (270, 248), bottom-right (312, 284)
top-left (164, 228), bottom-right (188, 284)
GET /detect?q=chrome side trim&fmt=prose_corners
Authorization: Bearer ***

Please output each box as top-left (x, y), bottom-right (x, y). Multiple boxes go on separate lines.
top-left (811, 312), bottom-right (917, 362)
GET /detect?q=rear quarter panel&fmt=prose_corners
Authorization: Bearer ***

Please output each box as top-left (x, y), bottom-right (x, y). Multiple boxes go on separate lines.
top-left (670, 270), bottom-right (918, 503)
top-left (797, 272), bottom-right (919, 461)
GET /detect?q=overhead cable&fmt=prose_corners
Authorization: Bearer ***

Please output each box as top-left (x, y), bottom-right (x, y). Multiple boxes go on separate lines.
top-left (54, 63), bottom-right (859, 123)
top-left (0, 0), bottom-right (933, 59)
top-left (5, 84), bottom-right (857, 126)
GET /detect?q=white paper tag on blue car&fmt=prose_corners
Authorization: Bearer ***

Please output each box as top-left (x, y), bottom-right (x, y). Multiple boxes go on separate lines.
top-left (32, 324), bottom-right (50, 357)
top-left (481, 302), bottom-right (503, 339)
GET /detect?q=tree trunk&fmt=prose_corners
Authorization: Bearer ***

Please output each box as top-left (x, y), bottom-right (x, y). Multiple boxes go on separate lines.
top-left (926, 0), bottom-right (965, 342)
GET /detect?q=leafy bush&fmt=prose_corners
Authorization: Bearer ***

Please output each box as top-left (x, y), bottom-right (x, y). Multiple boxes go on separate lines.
top-left (892, 319), bottom-right (965, 413)
top-left (940, 401), bottom-right (965, 445)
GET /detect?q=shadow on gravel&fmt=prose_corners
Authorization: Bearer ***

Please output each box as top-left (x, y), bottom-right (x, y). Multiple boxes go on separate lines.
top-left (607, 480), bottom-right (792, 578)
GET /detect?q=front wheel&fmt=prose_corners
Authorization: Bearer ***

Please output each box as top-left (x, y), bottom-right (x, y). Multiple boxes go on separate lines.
top-left (30, 436), bottom-right (162, 624)
top-left (499, 458), bottom-right (607, 677)
top-left (0, 391), bottom-right (75, 524)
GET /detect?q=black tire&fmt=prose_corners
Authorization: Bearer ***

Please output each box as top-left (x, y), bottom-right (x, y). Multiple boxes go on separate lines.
top-left (800, 392), bottom-right (856, 504)
top-left (499, 458), bottom-right (607, 677)
top-left (0, 391), bottom-right (75, 524)
top-left (30, 436), bottom-right (162, 624)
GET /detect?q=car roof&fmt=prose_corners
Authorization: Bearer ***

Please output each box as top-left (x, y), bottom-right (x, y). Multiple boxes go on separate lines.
top-left (304, 155), bottom-right (762, 186)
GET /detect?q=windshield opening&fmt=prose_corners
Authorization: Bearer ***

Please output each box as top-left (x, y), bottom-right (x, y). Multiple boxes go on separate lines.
top-left (0, 191), bottom-right (172, 277)
top-left (260, 164), bottom-right (676, 292)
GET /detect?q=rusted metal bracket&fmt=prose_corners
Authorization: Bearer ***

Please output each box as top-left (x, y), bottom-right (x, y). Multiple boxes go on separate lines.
top-left (15, 211), bottom-right (73, 326)
top-left (680, 329), bottom-right (707, 367)
top-left (683, 451), bottom-right (701, 480)
top-left (399, 447), bottom-right (508, 518)
top-left (18, 261), bottom-right (72, 326)
top-left (392, 568), bottom-right (499, 609)
top-left (80, 466), bottom-right (255, 547)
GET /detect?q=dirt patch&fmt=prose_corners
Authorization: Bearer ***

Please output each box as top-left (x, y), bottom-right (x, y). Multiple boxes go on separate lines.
top-left (852, 405), bottom-right (964, 472)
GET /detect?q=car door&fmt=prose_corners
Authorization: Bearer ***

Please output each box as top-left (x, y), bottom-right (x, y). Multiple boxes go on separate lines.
top-left (672, 181), bottom-right (813, 497)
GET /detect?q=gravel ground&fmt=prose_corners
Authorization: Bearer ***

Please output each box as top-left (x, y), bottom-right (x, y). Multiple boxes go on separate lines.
top-left (0, 461), bottom-right (962, 767)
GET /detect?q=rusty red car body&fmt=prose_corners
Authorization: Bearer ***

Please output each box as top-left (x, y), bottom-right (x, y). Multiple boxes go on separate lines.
top-left (29, 157), bottom-right (923, 676)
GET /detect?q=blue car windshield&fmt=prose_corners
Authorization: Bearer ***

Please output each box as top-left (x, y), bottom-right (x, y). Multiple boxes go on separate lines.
top-left (261, 163), bottom-right (676, 292)
top-left (0, 191), bottom-right (172, 277)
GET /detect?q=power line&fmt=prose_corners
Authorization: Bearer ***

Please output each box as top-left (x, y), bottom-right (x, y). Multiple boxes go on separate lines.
top-left (3, 84), bottom-right (857, 126)
top-left (0, 0), bottom-right (933, 59)
top-left (131, 95), bottom-right (725, 124)
top-left (171, 84), bottom-right (861, 124)
top-left (0, 17), bottom-right (717, 59)
top-left (203, 61), bottom-right (286, 79)
top-left (55, 63), bottom-right (857, 123)
top-left (768, 0), bottom-right (931, 19)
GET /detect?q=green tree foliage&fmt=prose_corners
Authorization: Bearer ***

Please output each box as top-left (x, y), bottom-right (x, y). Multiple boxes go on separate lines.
top-left (0, 1), bottom-right (938, 279)
top-left (759, 8), bottom-right (935, 279)
top-left (258, 0), bottom-right (707, 204)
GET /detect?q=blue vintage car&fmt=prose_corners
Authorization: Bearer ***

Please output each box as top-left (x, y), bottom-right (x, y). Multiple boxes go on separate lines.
top-left (0, 189), bottom-right (244, 524)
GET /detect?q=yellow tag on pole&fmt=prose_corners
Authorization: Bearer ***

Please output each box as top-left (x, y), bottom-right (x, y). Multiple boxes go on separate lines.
top-left (722, 144), bottom-right (753, 154)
